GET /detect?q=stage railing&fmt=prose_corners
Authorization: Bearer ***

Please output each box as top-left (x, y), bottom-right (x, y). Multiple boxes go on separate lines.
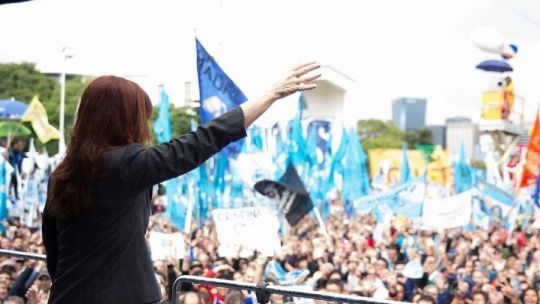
top-left (172, 275), bottom-right (406, 304)
top-left (0, 249), bottom-right (46, 261)
top-left (0, 250), bottom-right (407, 304)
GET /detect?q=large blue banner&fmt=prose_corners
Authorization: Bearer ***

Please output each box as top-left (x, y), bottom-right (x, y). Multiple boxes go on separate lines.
top-left (196, 39), bottom-right (247, 156)
top-left (196, 39), bottom-right (247, 122)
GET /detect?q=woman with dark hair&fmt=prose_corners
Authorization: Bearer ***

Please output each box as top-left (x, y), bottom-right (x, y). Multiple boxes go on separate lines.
top-left (42, 63), bottom-right (320, 304)
top-left (522, 288), bottom-right (539, 304)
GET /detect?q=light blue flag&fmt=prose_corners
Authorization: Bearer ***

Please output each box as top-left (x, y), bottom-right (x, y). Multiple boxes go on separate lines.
top-left (385, 178), bottom-right (425, 218)
top-left (353, 178), bottom-right (424, 218)
top-left (263, 260), bottom-right (309, 286)
top-left (212, 153), bottom-right (228, 209)
top-left (329, 127), bottom-right (348, 186)
top-left (476, 179), bottom-right (514, 206)
top-left (153, 87), bottom-right (172, 143)
top-left (288, 94), bottom-right (308, 168)
top-left (153, 87), bottom-right (183, 227)
top-left (454, 142), bottom-right (472, 194)
top-left (249, 125), bottom-right (264, 152)
top-left (196, 39), bottom-right (247, 157)
top-left (165, 179), bottom-right (184, 228)
top-left (306, 125), bottom-right (318, 167)
top-left (189, 120), bottom-right (209, 224)
top-left (343, 129), bottom-right (371, 206)
top-left (400, 144), bottom-right (411, 184)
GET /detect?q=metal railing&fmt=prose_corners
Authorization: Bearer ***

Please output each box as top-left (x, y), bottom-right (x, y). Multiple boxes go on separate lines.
top-left (0, 250), bottom-right (407, 304)
top-left (0, 249), bottom-right (46, 261)
top-left (172, 275), bottom-right (406, 304)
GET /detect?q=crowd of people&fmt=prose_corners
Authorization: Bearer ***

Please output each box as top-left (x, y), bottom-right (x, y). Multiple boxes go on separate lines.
top-left (142, 206), bottom-right (540, 304)
top-left (1, 191), bottom-right (540, 304)
top-left (0, 218), bottom-right (50, 304)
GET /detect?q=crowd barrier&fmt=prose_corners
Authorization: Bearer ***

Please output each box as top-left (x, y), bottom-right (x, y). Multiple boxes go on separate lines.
top-left (172, 275), bottom-right (407, 304)
top-left (0, 249), bottom-right (47, 261)
top-left (0, 250), bottom-right (408, 304)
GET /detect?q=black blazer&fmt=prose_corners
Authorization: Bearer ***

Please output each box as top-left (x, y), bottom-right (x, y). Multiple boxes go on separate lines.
top-left (42, 108), bottom-right (246, 304)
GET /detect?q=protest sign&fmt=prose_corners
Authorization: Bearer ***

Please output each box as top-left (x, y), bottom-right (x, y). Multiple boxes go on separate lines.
top-left (212, 207), bottom-right (281, 258)
top-left (422, 191), bottom-right (472, 230)
top-left (148, 232), bottom-right (184, 261)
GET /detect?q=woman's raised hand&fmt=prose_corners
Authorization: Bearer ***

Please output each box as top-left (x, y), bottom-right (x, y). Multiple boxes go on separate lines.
top-left (266, 62), bottom-right (321, 100)
top-left (241, 62), bottom-right (321, 128)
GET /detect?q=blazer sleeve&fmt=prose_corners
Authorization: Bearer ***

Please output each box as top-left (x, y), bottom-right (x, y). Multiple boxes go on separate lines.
top-left (119, 107), bottom-right (247, 194)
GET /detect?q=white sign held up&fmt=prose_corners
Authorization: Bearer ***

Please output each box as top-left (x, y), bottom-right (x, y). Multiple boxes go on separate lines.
top-left (422, 191), bottom-right (472, 230)
top-left (148, 232), bottom-right (184, 261)
top-left (212, 207), bottom-right (281, 258)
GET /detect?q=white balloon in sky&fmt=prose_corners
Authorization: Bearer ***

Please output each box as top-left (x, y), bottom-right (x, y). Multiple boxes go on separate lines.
top-left (470, 27), bottom-right (506, 54)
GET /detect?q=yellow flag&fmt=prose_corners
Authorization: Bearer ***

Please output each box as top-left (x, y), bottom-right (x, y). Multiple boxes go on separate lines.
top-left (21, 96), bottom-right (60, 143)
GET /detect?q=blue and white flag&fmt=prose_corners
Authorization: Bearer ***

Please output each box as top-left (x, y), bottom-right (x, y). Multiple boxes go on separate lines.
top-left (196, 39), bottom-right (247, 156)
top-left (166, 179), bottom-right (186, 229)
top-left (263, 260), bottom-right (309, 286)
top-left (342, 129), bottom-right (371, 204)
top-left (453, 142), bottom-right (472, 194)
top-left (400, 144), bottom-right (411, 184)
top-left (153, 87), bottom-right (172, 144)
top-left (353, 178), bottom-right (425, 218)
top-left (475, 179), bottom-right (514, 220)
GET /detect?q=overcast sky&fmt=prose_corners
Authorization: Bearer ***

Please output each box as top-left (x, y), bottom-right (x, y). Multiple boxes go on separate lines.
top-left (1, 0), bottom-right (539, 126)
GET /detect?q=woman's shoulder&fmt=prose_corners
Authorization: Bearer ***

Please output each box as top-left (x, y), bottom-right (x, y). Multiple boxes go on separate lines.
top-left (104, 143), bottom-right (147, 168)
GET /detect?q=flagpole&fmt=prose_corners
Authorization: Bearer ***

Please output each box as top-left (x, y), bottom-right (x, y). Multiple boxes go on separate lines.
top-left (4, 121), bottom-right (25, 157)
top-left (59, 47), bottom-right (74, 155)
top-left (313, 206), bottom-right (328, 235)
top-left (184, 186), bottom-right (194, 235)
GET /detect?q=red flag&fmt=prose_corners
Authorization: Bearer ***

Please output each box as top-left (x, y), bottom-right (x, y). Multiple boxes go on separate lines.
top-left (520, 109), bottom-right (540, 187)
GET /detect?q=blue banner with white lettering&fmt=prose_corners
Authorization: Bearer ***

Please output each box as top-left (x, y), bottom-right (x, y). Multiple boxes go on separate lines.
top-left (196, 39), bottom-right (247, 157)
top-left (196, 39), bottom-right (247, 123)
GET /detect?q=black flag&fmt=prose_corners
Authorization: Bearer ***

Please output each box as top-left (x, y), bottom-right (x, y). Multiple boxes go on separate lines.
top-left (254, 163), bottom-right (313, 226)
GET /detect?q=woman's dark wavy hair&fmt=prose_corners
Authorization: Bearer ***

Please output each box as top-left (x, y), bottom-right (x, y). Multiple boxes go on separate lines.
top-left (47, 76), bottom-right (152, 219)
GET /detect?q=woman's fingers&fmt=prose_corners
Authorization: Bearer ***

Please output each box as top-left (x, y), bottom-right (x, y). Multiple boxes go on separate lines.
top-left (290, 62), bottom-right (317, 72)
top-left (291, 63), bottom-right (321, 78)
top-left (299, 83), bottom-right (317, 91)
top-left (300, 73), bottom-right (322, 84)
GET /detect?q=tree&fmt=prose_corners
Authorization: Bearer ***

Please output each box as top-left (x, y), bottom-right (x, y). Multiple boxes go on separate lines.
top-left (403, 128), bottom-right (433, 147)
top-left (0, 62), bottom-right (56, 105)
top-left (356, 119), bottom-right (403, 150)
top-left (149, 105), bottom-right (199, 145)
top-left (357, 119), bottom-right (433, 150)
top-left (0, 63), bottom-right (87, 154)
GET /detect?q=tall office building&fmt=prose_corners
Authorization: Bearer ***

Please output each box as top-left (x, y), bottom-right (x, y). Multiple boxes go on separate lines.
top-left (445, 117), bottom-right (479, 160)
top-left (427, 125), bottom-right (446, 147)
top-left (392, 97), bottom-right (427, 131)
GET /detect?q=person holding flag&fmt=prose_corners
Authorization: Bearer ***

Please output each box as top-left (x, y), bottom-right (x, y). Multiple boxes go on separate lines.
top-left (42, 62), bottom-right (320, 304)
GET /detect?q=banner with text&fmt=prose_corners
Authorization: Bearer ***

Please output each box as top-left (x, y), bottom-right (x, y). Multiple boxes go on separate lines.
top-left (422, 191), bottom-right (472, 230)
top-left (212, 207), bottom-right (281, 258)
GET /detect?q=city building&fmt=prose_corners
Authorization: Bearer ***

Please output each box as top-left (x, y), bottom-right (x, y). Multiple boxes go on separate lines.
top-left (427, 125), bottom-right (446, 147)
top-left (445, 116), bottom-right (479, 160)
top-left (391, 97), bottom-right (427, 131)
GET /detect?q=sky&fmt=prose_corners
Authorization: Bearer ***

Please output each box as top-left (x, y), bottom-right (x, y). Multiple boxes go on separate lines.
top-left (0, 0), bottom-right (539, 126)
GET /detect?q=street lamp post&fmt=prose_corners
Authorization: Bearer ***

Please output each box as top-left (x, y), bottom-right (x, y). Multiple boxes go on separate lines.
top-left (59, 46), bottom-right (73, 154)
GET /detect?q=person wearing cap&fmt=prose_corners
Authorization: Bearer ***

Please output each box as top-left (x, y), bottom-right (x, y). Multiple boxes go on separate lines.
top-left (36, 270), bottom-right (51, 293)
